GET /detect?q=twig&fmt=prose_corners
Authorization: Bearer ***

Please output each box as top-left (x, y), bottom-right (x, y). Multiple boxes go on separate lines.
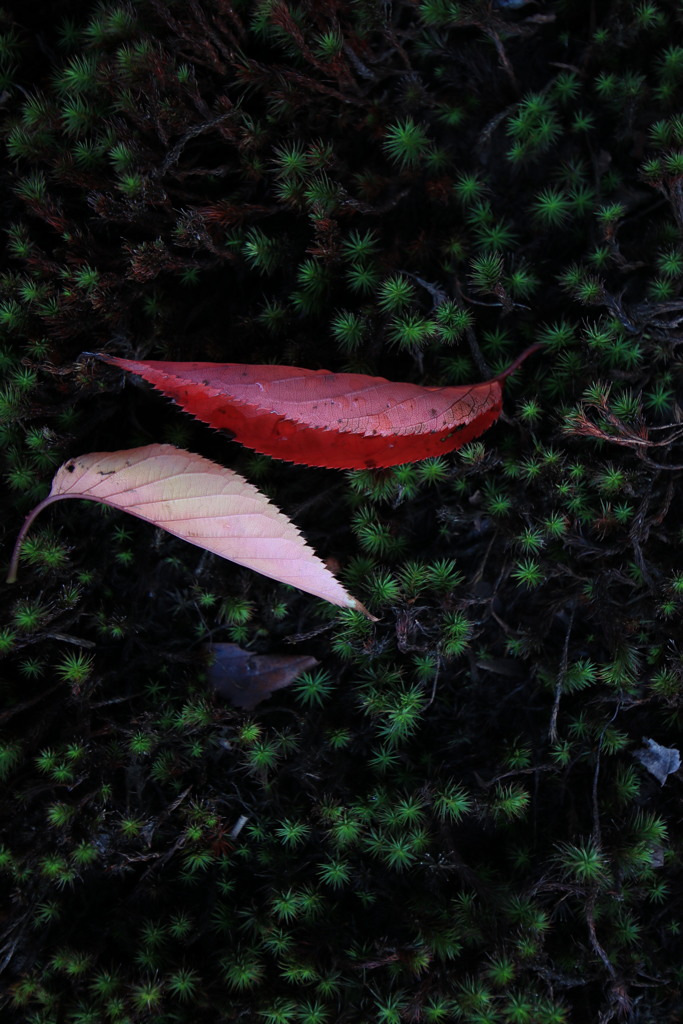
top-left (592, 703), bottom-right (621, 848)
top-left (586, 895), bottom-right (617, 979)
top-left (425, 657), bottom-right (441, 708)
top-left (549, 607), bottom-right (574, 745)
top-left (157, 110), bottom-right (236, 177)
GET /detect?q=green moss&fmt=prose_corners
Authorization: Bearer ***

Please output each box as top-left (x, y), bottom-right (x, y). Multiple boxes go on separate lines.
top-left (2, 0), bottom-right (683, 1019)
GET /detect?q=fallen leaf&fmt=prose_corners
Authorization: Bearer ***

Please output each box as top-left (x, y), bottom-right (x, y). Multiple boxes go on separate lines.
top-left (7, 444), bottom-right (372, 617)
top-left (633, 737), bottom-right (681, 785)
top-left (204, 643), bottom-right (318, 709)
top-left (94, 346), bottom-right (540, 469)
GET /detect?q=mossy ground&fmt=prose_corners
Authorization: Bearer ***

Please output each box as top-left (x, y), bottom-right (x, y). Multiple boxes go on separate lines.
top-left (2, 1), bottom-right (683, 1021)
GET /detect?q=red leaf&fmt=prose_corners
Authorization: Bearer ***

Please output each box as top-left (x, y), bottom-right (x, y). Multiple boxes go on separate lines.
top-left (204, 643), bottom-right (318, 709)
top-left (95, 347), bottom-right (540, 470)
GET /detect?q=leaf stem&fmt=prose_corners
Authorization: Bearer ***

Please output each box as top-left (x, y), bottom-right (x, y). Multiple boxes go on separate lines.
top-left (6, 494), bottom-right (63, 583)
top-left (494, 343), bottom-right (543, 381)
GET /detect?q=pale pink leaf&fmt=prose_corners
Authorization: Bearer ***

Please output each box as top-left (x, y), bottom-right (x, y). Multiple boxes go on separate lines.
top-left (8, 444), bottom-right (372, 617)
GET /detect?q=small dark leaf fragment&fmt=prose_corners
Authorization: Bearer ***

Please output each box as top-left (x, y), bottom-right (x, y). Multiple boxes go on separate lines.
top-left (633, 737), bottom-right (681, 785)
top-left (204, 643), bottom-right (318, 709)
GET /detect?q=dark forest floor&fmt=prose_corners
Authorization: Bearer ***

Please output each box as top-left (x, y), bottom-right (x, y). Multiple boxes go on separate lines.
top-left (2, 2), bottom-right (683, 1022)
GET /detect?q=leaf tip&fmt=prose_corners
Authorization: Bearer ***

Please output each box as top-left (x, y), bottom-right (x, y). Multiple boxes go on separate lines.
top-left (348, 596), bottom-right (379, 622)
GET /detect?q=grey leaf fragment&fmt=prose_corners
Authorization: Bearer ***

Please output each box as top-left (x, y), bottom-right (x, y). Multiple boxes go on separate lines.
top-left (633, 737), bottom-right (681, 785)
